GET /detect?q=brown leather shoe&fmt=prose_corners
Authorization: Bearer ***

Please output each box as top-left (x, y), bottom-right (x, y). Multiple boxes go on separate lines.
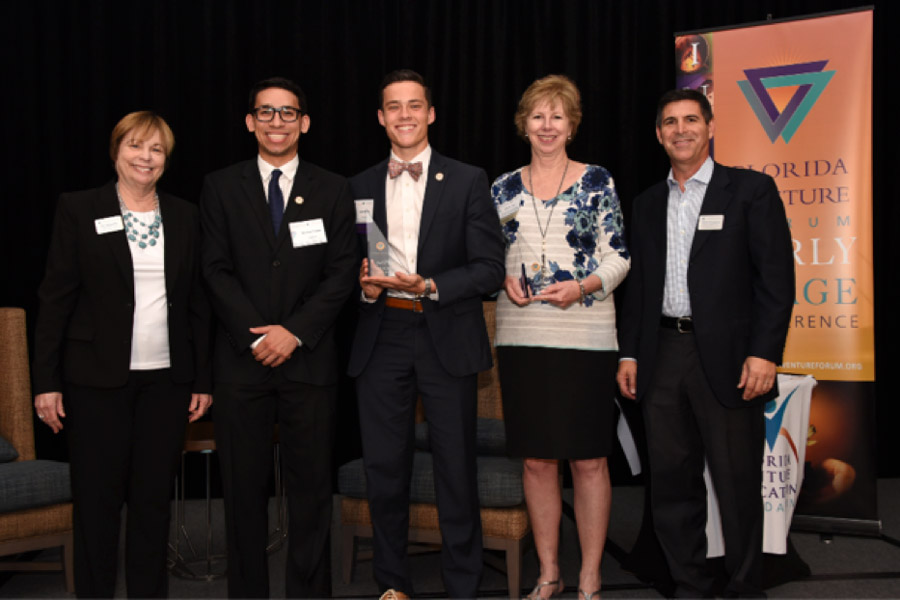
top-left (379, 589), bottom-right (410, 600)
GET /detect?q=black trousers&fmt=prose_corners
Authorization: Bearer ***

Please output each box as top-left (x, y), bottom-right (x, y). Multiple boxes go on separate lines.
top-left (66, 369), bottom-right (190, 598)
top-left (641, 328), bottom-right (765, 598)
top-left (214, 371), bottom-right (335, 598)
top-left (356, 307), bottom-right (483, 598)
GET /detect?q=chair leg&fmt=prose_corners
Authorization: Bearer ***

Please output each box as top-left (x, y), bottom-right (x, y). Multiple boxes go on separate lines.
top-left (203, 451), bottom-right (214, 576)
top-left (341, 524), bottom-right (357, 584)
top-left (63, 531), bottom-right (75, 593)
top-left (505, 537), bottom-right (523, 600)
top-left (168, 448), bottom-right (225, 580)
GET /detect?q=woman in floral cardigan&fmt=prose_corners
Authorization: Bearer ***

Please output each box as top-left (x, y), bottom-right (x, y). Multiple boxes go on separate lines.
top-left (491, 75), bottom-right (630, 600)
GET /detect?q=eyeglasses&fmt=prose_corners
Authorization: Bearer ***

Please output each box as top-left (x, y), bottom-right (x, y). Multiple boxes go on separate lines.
top-left (252, 105), bottom-right (303, 122)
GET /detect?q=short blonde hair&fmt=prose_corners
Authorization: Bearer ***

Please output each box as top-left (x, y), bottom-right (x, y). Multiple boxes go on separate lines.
top-left (109, 111), bottom-right (175, 165)
top-left (514, 75), bottom-right (582, 144)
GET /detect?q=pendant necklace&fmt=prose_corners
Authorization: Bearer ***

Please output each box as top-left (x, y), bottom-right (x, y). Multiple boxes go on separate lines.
top-left (527, 159), bottom-right (569, 278)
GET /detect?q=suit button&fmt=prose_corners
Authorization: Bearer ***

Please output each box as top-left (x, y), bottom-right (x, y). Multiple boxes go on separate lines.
top-left (273, 260), bottom-right (281, 267)
top-left (168, 302), bottom-right (173, 307)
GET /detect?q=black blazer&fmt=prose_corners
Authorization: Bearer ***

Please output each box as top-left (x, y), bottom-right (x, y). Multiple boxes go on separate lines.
top-left (200, 158), bottom-right (357, 386)
top-left (618, 162), bottom-right (795, 407)
top-left (32, 181), bottom-right (211, 394)
top-left (347, 151), bottom-right (505, 378)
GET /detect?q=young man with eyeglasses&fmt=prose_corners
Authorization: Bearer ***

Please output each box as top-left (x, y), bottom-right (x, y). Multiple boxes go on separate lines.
top-left (200, 76), bottom-right (357, 598)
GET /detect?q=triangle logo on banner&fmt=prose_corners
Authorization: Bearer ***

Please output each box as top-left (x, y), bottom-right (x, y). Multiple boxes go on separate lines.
top-left (764, 387), bottom-right (796, 453)
top-left (737, 60), bottom-right (835, 144)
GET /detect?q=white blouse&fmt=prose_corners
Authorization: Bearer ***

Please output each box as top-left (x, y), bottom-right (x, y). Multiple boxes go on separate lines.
top-left (126, 212), bottom-right (170, 370)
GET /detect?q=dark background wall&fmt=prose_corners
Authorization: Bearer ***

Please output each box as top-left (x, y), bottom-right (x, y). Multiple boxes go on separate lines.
top-left (2, 1), bottom-right (896, 477)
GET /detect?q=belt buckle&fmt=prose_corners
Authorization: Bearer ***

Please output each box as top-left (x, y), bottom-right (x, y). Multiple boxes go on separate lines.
top-left (676, 317), bottom-right (691, 333)
top-left (413, 300), bottom-right (424, 313)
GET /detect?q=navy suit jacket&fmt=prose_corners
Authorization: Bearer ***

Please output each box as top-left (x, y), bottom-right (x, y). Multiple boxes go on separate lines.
top-left (200, 158), bottom-right (358, 386)
top-left (33, 181), bottom-right (211, 394)
top-left (618, 162), bottom-right (795, 408)
top-left (347, 151), bottom-right (505, 378)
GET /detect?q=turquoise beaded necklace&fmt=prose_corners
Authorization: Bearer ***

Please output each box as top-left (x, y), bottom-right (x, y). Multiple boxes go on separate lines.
top-left (116, 183), bottom-right (161, 249)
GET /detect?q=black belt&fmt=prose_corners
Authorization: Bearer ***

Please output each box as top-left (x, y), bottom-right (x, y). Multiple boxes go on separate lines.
top-left (661, 316), bottom-right (693, 333)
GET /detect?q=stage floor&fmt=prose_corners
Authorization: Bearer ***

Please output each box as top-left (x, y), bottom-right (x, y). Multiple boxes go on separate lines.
top-left (2, 480), bottom-right (898, 598)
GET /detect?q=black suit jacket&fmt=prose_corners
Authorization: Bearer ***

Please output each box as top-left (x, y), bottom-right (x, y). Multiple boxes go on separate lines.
top-left (347, 151), bottom-right (505, 378)
top-left (618, 162), bottom-right (794, 407)
top-left (33, 181), bottom-right (211, 394)
top-left (200, 158), bottom-right (357, 386)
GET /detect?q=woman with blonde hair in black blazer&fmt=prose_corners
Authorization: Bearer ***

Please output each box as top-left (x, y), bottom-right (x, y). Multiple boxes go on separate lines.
top-left (33, 111), bottom-right (212, 598)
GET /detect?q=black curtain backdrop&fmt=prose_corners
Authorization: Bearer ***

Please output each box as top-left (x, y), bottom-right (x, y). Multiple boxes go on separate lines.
top-left (3, 0), bottom-right (896, 478)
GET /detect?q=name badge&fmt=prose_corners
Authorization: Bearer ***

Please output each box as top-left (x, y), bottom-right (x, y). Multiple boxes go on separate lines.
top-left (497, 200), bottom-right (519, 224)
top-left (95, 215), bottom-right (124, 235)
top-left (289, 218), bottom-right (328, 248)
top-left (355, 199), bottom-right (374, 224)
top-left (698, 214), bottom-right (724, 231)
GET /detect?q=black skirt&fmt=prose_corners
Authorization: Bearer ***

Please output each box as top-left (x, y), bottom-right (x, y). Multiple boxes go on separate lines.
top-left (497, 346), bottom-right (617, 459)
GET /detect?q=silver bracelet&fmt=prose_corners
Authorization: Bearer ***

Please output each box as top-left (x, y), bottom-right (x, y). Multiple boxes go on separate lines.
top-left (577, 279), bottom-right (586, 305)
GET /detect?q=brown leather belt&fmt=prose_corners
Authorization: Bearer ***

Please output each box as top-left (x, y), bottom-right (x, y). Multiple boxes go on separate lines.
top-left (385, 297), bottom-right (424, 313)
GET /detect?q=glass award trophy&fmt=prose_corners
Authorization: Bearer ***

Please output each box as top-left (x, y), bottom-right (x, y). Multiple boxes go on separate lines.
top-left (365, 221), bottom-right (396, 277)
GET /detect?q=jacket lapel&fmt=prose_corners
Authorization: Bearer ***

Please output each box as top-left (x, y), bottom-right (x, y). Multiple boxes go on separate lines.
top-left (372, 159), bottom-right (389, 238)
top-left (690, 162), bottom-right (732, 260)
top-left (158, 193), bottom-right (183, 298)
top-left (643, 181), bottom-right (669, 271)
top-left (417, 151), bottom-right (447, 256)
top-left (240, 161), bottom-right (278, 248)
top-left (98, 182), bottom-right (135, 293)
top-left (277, 159), bottom-right (315, 249)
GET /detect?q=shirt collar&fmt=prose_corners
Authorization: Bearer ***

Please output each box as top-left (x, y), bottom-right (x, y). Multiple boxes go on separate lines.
top-left (257, 154), bottom-right (299, 182)
top-left (389, 145), bottom-right (431, 175)
top-left (666, 155), bottom-right (714, 189)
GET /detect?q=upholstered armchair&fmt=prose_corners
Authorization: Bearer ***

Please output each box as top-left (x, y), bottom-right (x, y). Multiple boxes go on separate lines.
top-left (0, 307), bottom-right (74, 592)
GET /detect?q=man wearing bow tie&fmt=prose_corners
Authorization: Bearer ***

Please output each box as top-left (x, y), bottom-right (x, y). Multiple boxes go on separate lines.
top-left (201, 77), bottom-right (357, 598)
top-left (348, 69), bottom-right (505, 598)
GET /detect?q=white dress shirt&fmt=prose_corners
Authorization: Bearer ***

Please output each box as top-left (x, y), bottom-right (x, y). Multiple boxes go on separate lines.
top-left (257, 154), bottom-right (299, 212)
top-left (384, 146), bottom-right (438, 300)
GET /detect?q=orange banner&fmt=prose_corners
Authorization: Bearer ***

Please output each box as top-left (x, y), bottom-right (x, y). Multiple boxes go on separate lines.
top-left (676, 10), bottom-right (874, 382)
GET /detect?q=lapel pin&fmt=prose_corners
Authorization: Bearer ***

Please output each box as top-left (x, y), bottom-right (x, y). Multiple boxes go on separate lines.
top-left (294, 196), bottom-right (304, 205)
top-left (435, 172), bottom-right (444, 181)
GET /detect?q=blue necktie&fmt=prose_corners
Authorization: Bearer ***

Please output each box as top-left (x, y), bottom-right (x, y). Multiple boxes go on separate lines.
top-left (269, 169), bottom-right (284, 234)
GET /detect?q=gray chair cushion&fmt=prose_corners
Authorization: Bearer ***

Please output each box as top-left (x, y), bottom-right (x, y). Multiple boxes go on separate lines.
top-left (0, 434), bottom-right (18, 462)
top-left (415, 418), bottom-right (507, 456)
top-left (0, 460), bottom-right (71, 513)
top-left (338, 452), bottom-right (523, 508)
top-left (474, 455), bottom-right (524, 507)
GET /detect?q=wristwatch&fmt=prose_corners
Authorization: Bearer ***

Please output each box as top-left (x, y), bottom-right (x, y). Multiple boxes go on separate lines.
top-left (423, 277), bottom-right (433, 296)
